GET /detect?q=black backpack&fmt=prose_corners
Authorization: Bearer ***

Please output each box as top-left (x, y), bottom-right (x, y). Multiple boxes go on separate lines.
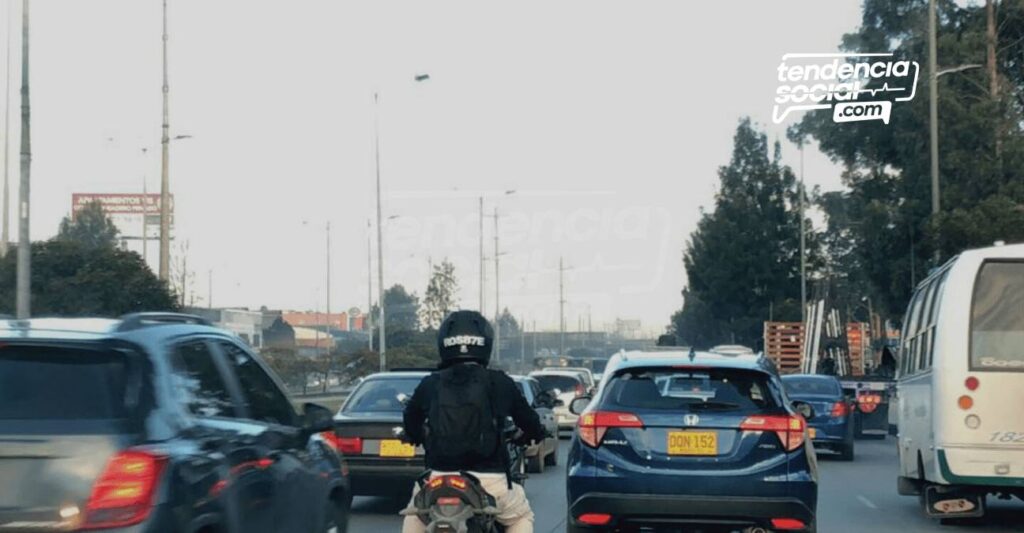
top-left (426, 364), bottom-right (500, 469)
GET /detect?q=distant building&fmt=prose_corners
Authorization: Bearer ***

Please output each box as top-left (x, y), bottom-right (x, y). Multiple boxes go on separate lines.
top-left (283, 311), bottom-right (349, 331)
top-left (185, 307), bottom-right (265, 348)
top-left (293, 326), bottom-right (335, 357)
top-left (262, 316), bottom-right (296, 350)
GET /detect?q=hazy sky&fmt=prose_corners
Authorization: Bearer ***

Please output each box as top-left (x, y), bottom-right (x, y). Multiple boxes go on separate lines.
top-left (0, 0), bottom-right (873, 334)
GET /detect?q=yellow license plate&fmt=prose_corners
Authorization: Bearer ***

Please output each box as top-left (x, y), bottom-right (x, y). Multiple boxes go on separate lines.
top-left (809, 428), bottom-right (817, 439)
top-left (379, 439), bottom-right (415, 458)
top-left (667, 431), bottom-right (717, 456)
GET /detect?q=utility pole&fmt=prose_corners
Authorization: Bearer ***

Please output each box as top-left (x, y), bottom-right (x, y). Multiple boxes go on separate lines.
top-left (325, 221), bottom-right (331, 325)
top-left (479, 196), bottom-right (485, 313)
top-left (559, 257), bottom-right (566, 355)
top-left (16, 0), bottom-right (30, 319)
top-left (158, 0), bottom-right (171, 281)
top-left (1, 1), bottom-right (11, 258)
top-left (374, 92), bottom-right (386, 370)
top-left (140, 147), bottom-right (149, 262)
top-left (493, 206), bottom-right (501, 363)
top-left (367, 219), bottom-right (373, 351)
top-left (520, 315), bottom-right (525, 372)
top-left (799, 142), bottom-right (807, 323)
top-left (928, 0), bottom-right (940, 264)
top-left (207, 269), bottom-right (212, 308)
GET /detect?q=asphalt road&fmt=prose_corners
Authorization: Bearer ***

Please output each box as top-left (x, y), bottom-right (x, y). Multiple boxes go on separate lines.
top-left (349, 437), bottom-right (1024, 532)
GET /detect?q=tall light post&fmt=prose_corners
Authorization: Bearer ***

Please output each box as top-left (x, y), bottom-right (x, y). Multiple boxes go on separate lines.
top-left (928, 0), bottom-right (939, 264)
top-left (157, 0), bottom-right (175, 281)
top-left (16, 0), bottom-right (30, 319)
top-left (140, 134), bottom-right (189, 265)
top-left (1, 0), bottom-right (12, 258)
top-left (486, 190), bottom-right (515, 363)
top-left (366, 219), bottom-right (373, 351)
top-left (799, 142), bottom-right (807, 322)
top-left (373, 73), bottom-right (429, 371)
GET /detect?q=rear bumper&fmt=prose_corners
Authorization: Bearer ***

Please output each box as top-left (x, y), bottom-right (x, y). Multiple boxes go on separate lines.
top-left (937, 448), bottom-right (1024, 489)
top-left (568, 492), bottom-right (814, 530)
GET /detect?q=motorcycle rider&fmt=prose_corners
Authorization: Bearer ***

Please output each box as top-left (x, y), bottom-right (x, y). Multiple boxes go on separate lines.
top-left (401, 310), bottom-right (547, 533)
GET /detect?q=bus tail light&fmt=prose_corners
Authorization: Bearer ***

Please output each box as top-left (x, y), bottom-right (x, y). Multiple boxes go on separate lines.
top-left (965, 376), bottom-right (979, 391)
top-left (957, 395), bottom-right (974, 410)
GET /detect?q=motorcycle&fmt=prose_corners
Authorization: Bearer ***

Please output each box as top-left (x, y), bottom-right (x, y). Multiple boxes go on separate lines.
top-left (401, 419), bottom-right (526, 533)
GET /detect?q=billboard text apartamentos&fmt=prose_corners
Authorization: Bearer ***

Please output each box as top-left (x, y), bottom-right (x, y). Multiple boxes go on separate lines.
top-left (71, 193), bottom-right (173, 216)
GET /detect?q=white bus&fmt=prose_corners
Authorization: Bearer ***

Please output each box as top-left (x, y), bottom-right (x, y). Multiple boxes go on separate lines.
top-left (895, 243), bottom-right (1024, 520)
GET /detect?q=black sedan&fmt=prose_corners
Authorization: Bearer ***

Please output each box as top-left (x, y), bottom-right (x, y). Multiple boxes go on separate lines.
top-left (330, 371), bottom-right (429, 498)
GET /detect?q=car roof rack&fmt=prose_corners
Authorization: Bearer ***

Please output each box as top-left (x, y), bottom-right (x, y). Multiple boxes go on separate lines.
top-left (117, 312), bottom-right (212, 332)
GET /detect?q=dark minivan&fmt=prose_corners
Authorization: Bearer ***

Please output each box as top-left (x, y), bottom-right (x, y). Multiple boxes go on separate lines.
top-left (0, 314), bottom-right (349, 533)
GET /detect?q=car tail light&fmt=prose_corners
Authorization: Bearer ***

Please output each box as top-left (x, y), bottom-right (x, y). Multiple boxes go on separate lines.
top-left (965, 376), bottom-right (979, 391)
top-left (830, 401), bottom-right (850, 418)
top-left (577, 513), bottom-right (612, 526)
top-left (577, 411), bottom-right (643, 448)
top-left (321, 433), bottom-right (362, 455)
top-left (81, 450), bottom-right (166, 530)
top-left (740, 415), bottom-right (806, 452)
top-left (771, 518), bottom-right (806, 530)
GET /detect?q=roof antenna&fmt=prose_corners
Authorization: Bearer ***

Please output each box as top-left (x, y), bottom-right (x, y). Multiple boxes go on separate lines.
top-left (688, 346), bottom-right (696, 360)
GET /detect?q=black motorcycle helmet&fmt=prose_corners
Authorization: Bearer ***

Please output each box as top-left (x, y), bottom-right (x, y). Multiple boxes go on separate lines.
top-left (437, 310), bottom-right (494, 367)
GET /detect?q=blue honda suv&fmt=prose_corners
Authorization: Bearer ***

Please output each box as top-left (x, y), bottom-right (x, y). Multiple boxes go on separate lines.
top-left (565, 348), bottom-right (818, 532)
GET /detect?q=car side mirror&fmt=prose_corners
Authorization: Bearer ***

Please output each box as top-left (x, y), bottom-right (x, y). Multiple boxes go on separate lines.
top-left (302, 402), bottom-right (335, 434)
top-left (792, 400), bottom-right (815, 420)
top-left (569, 396), bottom-right (591, 415)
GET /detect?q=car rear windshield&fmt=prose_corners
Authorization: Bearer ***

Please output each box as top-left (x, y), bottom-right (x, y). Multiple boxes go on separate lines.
top-left (343, 377), bottom-right (422, 413)
top-left (0, 345), bottom-right (130, 420)
top-left (782, 376), bottom-right (841, 396)
top-left (971, 261), bottom-right (1024, 371)
top-left (533, 374), bottom-right (581, 393)
top-left (602, 367), bottom-right (779, 412)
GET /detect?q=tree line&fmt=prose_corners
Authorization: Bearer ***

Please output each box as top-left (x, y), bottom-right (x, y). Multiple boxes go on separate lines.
top-left (672, 0), bottom-right (1024, 348)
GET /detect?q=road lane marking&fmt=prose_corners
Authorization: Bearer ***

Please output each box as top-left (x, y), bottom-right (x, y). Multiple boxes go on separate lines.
top-left (858, 495), bottom-right (878, 509)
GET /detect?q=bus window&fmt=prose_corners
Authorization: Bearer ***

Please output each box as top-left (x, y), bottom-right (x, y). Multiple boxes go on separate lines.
top-left (925, 268), bottom-right (950, 368)
top-left (901, 289), bottom-right (926, 376)
top-left (917, 278), bottom-right (939, 370)
top-left (970, 261), bottom-right (1024, 371)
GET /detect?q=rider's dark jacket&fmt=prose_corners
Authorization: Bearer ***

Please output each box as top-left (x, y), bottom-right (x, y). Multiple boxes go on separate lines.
top-left (402, 362), bottom-right (546, 473)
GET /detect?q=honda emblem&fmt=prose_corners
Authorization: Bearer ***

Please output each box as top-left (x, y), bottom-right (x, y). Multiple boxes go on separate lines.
top-left (683, 414), bottom-right (700, 427)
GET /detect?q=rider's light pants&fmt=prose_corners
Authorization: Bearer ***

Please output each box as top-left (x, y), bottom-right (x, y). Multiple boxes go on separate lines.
top-left (400, 471), bottom-right (534, 533)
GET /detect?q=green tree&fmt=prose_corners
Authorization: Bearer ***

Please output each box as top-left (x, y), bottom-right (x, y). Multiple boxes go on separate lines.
top-left (0, 240), bottom-right (178, 316)
top-left (497, 307), bottom-right (520, 336)
top-left (379, 284), bottom-right (420, 348)
top-left (789, 0), bottom-right (1024, 317)
top-left (56, 201), bottom-right (119, 250)
top-left (670, 118), bottom-right (816, 348)
top-left (421, 259), bottom-right (460, 330)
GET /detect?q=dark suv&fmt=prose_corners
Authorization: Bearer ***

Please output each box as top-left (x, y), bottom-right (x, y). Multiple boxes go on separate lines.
top-left (0, 313), bottom-right (350, 533)
top-left (565, 349), bottom-right (818, 532)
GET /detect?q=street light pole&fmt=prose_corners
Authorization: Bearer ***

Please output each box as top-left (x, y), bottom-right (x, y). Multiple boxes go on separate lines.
top-left (16, 0), bottom-right (30, 319)
top-left (1, 1), bottom-right (11, 258)
top-left (158, 0), bottom-right (171, 281)
top-left (479, 196), bottom-right (485, 313)
top-left (799, 142), bottom-right (807, 323)
top-left (367, 219), bottom-right (373, 351)
top-left (374, 92), bottom-right (386, 370)
top-left (928, 0), bottom-right (940, 263)
top-left (493, 206), bottom-right (500, 363)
